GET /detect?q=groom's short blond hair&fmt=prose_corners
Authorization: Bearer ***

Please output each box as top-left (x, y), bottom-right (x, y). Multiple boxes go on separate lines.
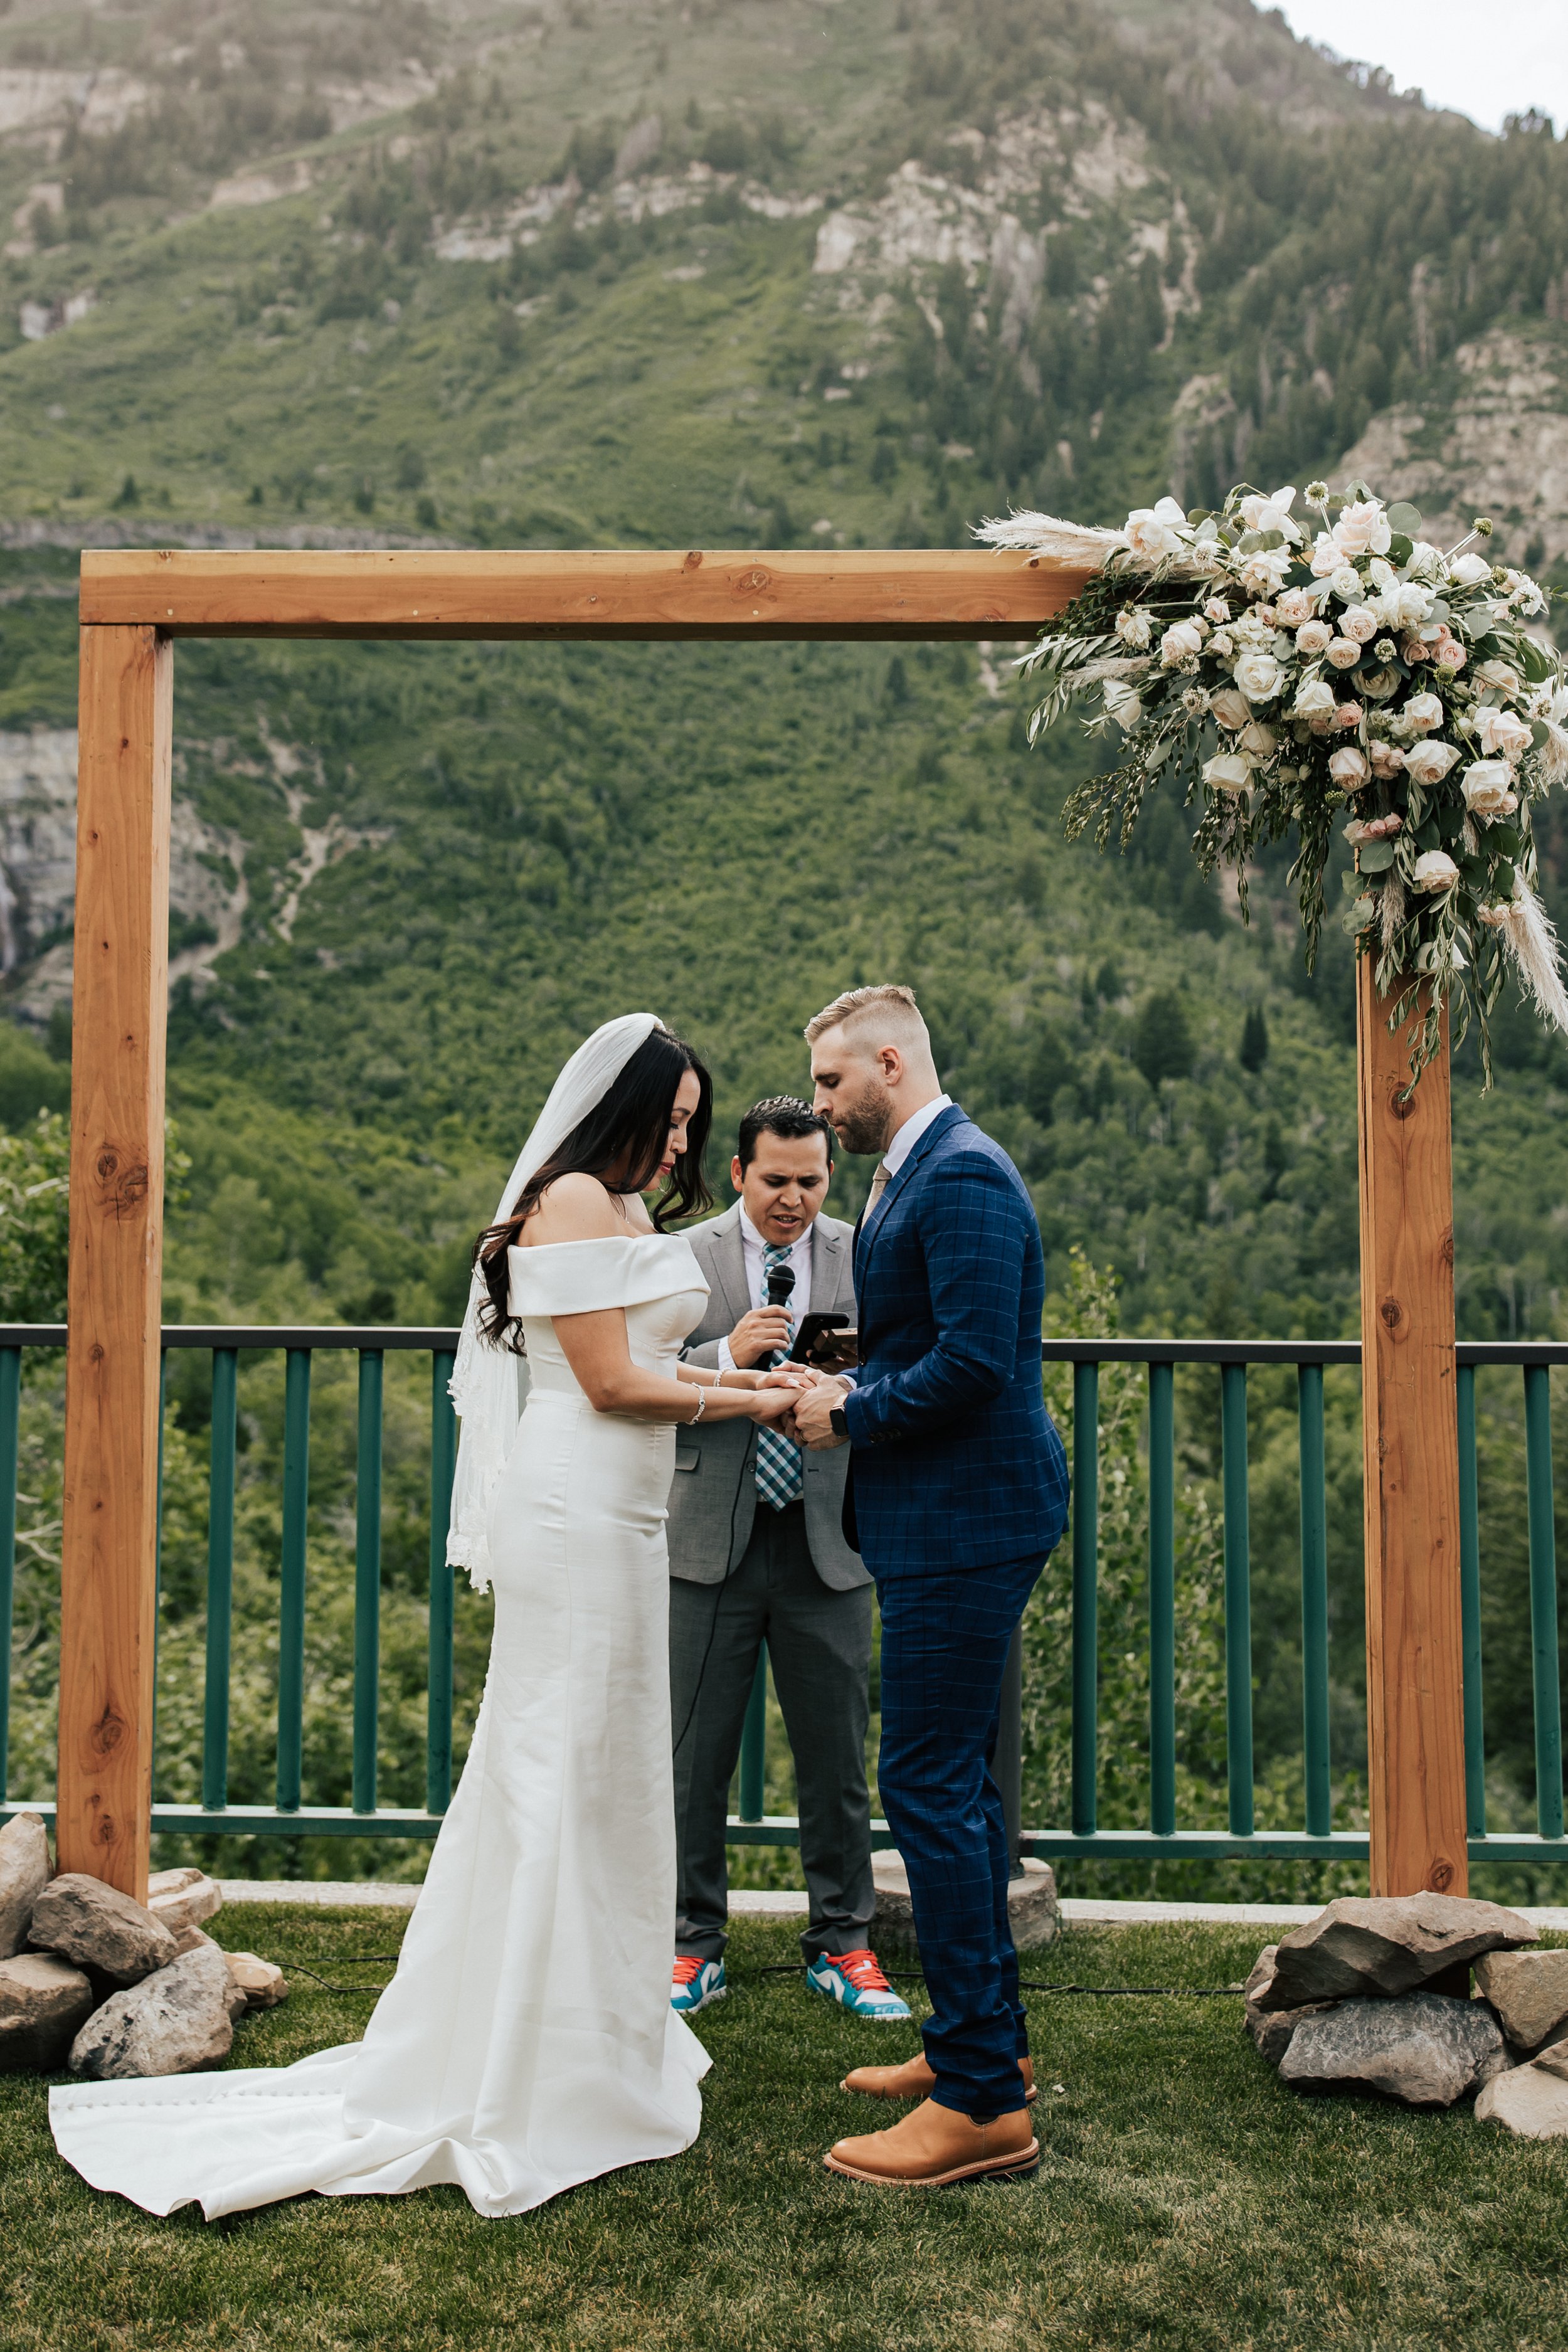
top-left (804, 983), bottom-right (927, 1052)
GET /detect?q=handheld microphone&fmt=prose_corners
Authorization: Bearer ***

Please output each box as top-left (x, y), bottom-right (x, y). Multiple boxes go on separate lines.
top-left (763, 1262), bottom-right (795, 1369)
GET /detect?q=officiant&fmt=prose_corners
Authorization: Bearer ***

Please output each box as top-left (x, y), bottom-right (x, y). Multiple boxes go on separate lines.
top-left (667, 1096), bottom-right (909, 2025)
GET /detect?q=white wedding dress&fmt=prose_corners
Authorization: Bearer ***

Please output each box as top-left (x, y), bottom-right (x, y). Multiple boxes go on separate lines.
top-left (50, 1232), bottom-right (713, 2220)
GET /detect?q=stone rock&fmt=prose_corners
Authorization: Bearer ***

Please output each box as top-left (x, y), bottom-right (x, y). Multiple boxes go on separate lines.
top-left (870, 1851), bottom-right (1059, 1957)
top-left (0, 1811), bottom-right (51, 1959)
top-left (0, 1951), bottom-right (94, 2072)
top-left (1476, 2047), bottom-right (1568, 2137)
top-left (1473, 1947), bottom-right (1568, 2054)
top-left (29, 1873), bottom-right (178, 1988)
top-left (1279, 1988), bottom-right (1508, 2107)
top-left (224, 1951), bottom-right (289, 2009)
top-left (68, 1944), bottom-right (240, 2080)
top-left (1241, 1951), bottom-right (1340, 2065)
top-left (1257, 1894), bottom-right (1537, 2011)
top-left (146, 1867), bottom-right (223, 1934)
top-left (170, 1924), bottom-right (217, 1958)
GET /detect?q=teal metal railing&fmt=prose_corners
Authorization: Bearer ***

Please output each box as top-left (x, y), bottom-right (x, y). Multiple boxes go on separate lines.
top-left (0, 1328), bottom-right (1564, 1868)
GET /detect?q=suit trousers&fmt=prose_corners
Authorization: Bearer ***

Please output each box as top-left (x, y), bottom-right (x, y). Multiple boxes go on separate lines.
top-left (874, 1550), bottom-right (1046, 2117)
top-left (670, 1500), bottom-right (875, 1964)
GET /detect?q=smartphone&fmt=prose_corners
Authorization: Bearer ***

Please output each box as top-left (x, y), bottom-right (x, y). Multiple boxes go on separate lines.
top-left (788, 1311), bottom-right (852, 1365)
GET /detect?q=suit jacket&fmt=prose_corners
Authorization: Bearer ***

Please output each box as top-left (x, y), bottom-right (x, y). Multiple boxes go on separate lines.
top-left (842, 1102), bottom-right (1069, 1576)
top-left (668, 1202), bottom-right (868, 1590)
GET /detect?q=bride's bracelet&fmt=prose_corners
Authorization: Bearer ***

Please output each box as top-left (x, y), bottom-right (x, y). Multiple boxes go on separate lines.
top-left (688, 1384), bottom-right (707, 1425)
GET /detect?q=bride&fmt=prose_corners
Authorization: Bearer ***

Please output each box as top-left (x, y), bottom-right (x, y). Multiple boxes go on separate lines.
top-left (50, 1013), bottom-right (811, 2220)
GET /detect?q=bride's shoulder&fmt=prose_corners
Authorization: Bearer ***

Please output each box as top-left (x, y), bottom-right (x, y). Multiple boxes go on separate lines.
top-left (518, 1173), bottom-right (626, 1248)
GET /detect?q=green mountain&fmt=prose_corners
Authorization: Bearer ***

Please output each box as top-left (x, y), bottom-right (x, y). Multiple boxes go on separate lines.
top-left (0, 0), bottom-right (1565, 1882)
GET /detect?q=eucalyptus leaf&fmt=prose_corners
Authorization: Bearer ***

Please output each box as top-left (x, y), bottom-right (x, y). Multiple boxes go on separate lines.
top-left (1520, 635), bottom-right (1552, 684)
top-left (1357, 841), bottom-right (1395, 873)
top-left (1388, 502), bottom-right (1422, 533)
top-left (1387, 534), bottom-right (1413, 564)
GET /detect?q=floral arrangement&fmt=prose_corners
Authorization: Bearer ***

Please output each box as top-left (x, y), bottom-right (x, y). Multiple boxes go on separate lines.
top-left (979, 482), bottom-right (1568, 1084)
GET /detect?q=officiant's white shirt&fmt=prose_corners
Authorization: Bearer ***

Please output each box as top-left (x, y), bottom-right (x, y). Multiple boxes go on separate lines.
top-left (715, 1208), bottom-right (813, 1372)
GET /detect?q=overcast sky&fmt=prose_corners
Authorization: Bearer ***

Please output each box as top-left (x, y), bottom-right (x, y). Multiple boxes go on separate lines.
top-left (1265, 1), bottom-right (1568, 134)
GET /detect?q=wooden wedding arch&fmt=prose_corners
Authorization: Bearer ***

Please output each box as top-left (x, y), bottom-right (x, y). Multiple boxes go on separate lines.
top-left (62, 546), bottom-right (1463, 1903)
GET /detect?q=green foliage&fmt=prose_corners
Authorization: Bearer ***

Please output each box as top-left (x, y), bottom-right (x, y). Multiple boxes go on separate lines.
top-left (0, 1111), bottom-right (68, 1323)
top-left (1239, 1005), bottom-right (1269, 1074)
top-left (1131, 991), bottom-right (1195, 1090)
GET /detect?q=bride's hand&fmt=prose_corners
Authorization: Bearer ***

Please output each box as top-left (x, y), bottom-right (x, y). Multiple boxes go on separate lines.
top-left (756, 1365), bottom-right (822, 1389)
top-left (750, 1384), bottom-right (807, 1422)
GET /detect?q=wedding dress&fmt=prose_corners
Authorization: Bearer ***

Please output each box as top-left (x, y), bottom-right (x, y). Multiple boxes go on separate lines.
top-left (50, 1230), bottom-right (713, 2220)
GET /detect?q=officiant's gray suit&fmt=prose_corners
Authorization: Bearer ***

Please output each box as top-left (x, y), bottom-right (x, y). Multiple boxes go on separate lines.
top-left (669, 1200), bottom-right (875, 1964)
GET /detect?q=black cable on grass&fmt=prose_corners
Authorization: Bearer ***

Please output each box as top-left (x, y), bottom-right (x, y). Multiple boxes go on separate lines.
top-left (278, 1955), bottom-right (400, 1994)
top-left (759, 1964), bottom-right (1241, 1997)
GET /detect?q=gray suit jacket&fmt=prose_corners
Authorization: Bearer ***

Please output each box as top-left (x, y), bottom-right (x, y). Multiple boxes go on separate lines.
top-left (669, 1202), bottom-right (867, 1590)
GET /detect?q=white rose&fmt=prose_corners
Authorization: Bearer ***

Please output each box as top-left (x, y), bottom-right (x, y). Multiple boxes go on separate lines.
top-left (1203, 751), bottom-right (1252, 794)
top-left (1503, 569), bottom-right (1547, 617)
top-left (1406, 540), bottom-right (1444, 580)
top-left (1339, 605), bottom-right (1379, 644)
top-left (1296, 619), bottom-right (1332, 657)
top-left (1402, 738), bottom-right (1461, 787)
top-left (1326, 638), bottom-right (1362, 670)
top-left (1462, 760), bottom-right (1518, 816)
top-left (1412, 850), bottom-right (1460, 892)
top-left (1475, 706), bottom-right (1532, 762)
top-left (1275, 588), bottom-right (1314, 628)
top-left (1308, 532), bottom-right (1342, 577)
top-left (1404, 691), bottom-right (1444, 733)
top-left (1160, 617), bottom-right (1205, 666)
top-left (1385, 581), bottom-right (1431, 628)
top-left (1448, 551), bottom-right (1493, 586)
top-left (1239, 548), bottom-right (1291, 597)
top-left (1210, 687), bottom-right (1251, 731)
top-left (1238, 720), bottom-right (1277, 758)
top-left (1328, 745), bottom-right (1369, 788)
top-left (1370, 741), bottom-right (1407, 779)
top-left (1233, 650), bottom-right (1283, 702)
top-left (1103, 679), bottom-right (1143, 731)
top-left (1238, 484), bottom-right (1302, 543)
top-left (1330, 566), bottom-right (1364, 602)
top-left (1123, 497), bottom-right (1189, 566)
top-left (1115, 607), bottom-right (1152, 650)
top-left (1473, 659), bottom-right (1523, 697)
top-left (1361, 667), bottom-right (1399, 702)
top-left (1293, 679), bottom-right (1337, 722)
top-left (1333, 499), bottom-right (1392, 558)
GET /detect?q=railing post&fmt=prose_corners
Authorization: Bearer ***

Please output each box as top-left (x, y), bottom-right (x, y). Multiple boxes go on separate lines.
top-left (996, 1621), bottom-right (1024, 1870)
top-left (738, 1644), bottom-right (767, 1823)
top-left (59, 622), bottom-right (172, 1896)
top-left (1356, 964), bottom-right (1467, 1896)
top-left (1221, 1364), bottom-right (1254, 1837)
top-left (1147, 1362), bottom-right (1176, 1838)
top-left (1523, 1365), bottom-right (1564, 1842)
top-left (1298, 1364), bottom-right (1332, 1838)
top-left (1457, 1362), bottom-right (1486, 1839)
top-left (1070, 1359), bottom-right (1099, 1838)
top-left (427, 1349), bottom-right (457, 1815)
top-left (276, 1347), bottom-right (311, 1813)
top-left (353, 1349), bottom-right (383, 1814)
top-left (201, 1348), bottom-right (238, 1813)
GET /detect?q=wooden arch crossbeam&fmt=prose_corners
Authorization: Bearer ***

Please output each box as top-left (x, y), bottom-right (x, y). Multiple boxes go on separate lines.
top-left (63, 548), bottom-right (1465, 1904)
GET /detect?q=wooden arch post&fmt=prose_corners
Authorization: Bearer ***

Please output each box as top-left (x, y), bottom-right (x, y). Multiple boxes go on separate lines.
top-left (57, 548), bottom-right (1465, 1898)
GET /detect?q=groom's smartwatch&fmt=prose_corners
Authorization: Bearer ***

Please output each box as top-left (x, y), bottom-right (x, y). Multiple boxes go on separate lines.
top-left (829, 1404), bottom-right (849, 1438)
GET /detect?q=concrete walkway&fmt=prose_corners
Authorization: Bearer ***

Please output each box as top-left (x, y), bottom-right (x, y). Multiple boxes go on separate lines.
top-left (216, 1882), bottom-right (1568, 1931)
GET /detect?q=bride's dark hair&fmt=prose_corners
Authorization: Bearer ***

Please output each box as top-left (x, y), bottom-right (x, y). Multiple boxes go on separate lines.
top-left (474, 1026), bottom-right (714, 1350)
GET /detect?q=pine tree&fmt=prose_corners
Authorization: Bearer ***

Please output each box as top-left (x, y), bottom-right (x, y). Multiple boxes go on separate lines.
top-left (1239, 1006), bottom-right (1270, 1074)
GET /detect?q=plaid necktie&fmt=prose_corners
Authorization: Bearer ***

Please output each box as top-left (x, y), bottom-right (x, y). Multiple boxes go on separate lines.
top-left (754, 1241), bottom-right (804, 1510)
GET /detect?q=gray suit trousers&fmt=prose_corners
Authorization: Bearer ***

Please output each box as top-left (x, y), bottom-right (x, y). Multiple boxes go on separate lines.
top-left (670, 1499), bottom-right (875, 1963)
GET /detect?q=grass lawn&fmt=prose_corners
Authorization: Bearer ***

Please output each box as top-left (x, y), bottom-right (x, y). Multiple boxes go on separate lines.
top-left (3, 1908), bottom-right (1566, 2351)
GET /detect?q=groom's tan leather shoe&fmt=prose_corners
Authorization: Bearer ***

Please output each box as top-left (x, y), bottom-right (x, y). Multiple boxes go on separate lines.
top-left (840, 2053), bottom-right (1036, 2104)
top-left (824, 2097), bottom-right (1039, 2187)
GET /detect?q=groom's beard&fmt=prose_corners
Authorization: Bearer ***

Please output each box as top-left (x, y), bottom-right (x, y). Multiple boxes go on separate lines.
top-left (832, 1079), bottom-right (894, 1158)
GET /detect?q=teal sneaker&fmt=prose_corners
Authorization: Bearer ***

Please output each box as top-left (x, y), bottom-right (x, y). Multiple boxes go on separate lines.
top-left (671, 1955), bottom-right (726, 2015)
top-left (807, 1948), bottom-right (911, 2021)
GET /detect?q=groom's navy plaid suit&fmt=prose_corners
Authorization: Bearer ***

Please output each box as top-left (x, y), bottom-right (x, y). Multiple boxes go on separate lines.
top-left (842, 1103), bottom-right (1068, 2117)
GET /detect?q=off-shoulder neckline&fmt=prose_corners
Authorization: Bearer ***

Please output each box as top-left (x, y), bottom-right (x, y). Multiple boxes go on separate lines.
top-left (507, 1230), bottom-right (688, 1255)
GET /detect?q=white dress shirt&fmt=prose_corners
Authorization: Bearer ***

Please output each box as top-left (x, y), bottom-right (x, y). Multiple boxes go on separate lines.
top-left (882, 1092), bottom-right (953, 1178)
top-left (716, 1208), bottom-right (814, 1372)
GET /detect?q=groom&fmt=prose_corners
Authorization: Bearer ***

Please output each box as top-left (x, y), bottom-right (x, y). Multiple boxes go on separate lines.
top-left (792, 984), bottom-right (1069, 2188)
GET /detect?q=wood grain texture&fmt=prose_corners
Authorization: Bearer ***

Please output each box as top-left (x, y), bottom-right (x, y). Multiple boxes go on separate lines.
top-left (1357, 957), bottom-right (1468, 1898)
top-left (77, 546), bottom-right (1094, 640)
top-left (58, 623), bottom-right (171, 1897)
